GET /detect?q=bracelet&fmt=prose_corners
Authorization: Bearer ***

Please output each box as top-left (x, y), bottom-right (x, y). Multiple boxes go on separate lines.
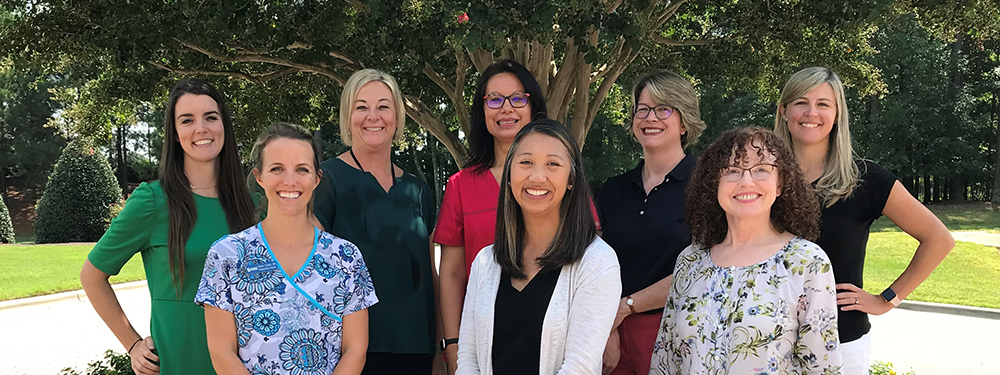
top-left (128, 337), bottom-right (143, 354)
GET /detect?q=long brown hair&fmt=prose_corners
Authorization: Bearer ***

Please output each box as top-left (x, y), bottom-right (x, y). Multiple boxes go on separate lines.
top-left (160, 78), bottom-right (256, 290)
top-left (493, 119), bottom-right (596, 278)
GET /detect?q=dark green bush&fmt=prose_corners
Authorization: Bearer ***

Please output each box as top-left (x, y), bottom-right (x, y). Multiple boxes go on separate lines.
top-left (34, 140), bottom-right (122, 243)
top-left (0, 196), bottom-right (14, 243)
top-left (59, 350), bottom-right (135, 375)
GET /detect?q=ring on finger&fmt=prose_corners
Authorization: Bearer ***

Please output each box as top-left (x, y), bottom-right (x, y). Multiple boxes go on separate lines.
top-left (854, 298), bottom-right (859, 304)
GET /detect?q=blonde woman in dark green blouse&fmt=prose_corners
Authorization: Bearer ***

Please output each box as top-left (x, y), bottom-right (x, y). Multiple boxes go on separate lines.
top-left (80, 78), bottom-right (256, 375)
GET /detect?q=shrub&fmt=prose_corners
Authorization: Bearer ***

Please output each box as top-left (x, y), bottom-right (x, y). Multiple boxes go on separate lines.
top-left (0, 196), bottom-right (14, 243)
top-left (870, 360), bottom-right (916, 375)
top-left (59, 350), bottom-right (134, 375)
top-left (34, 140), bottom-right (122, 243)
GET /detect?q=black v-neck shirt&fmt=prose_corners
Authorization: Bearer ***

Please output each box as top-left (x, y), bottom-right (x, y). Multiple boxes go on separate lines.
top-left (491, 268), bottom-right (562, 375)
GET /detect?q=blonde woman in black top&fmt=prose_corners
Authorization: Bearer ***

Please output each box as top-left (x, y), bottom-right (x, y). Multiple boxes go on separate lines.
top-left (775, 66), bottom-right (954, 374)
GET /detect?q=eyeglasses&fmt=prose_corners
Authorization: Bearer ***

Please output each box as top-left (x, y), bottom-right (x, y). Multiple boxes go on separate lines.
top-left (484, 92), bottom-right (531, 109)
top-left (634, 105), bottom-right (674, 120)
top-left (720, 164), bottom-right (777, 182)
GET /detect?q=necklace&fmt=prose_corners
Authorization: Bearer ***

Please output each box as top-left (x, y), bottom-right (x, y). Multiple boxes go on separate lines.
top-left (350, 149), bottom-right (396, 187)
top-left (190, 185), bottom-right (216, 190)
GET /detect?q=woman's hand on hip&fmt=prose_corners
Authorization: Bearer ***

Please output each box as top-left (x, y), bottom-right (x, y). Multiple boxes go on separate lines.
top-left (836, 283), bottom-right (893, 315)
top-left (129, 336), bottom-right (160, 375)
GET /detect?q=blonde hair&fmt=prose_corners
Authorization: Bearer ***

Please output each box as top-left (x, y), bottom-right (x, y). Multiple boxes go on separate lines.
top-left (774, 67), bottom-right (858, 207)
top-left (339, 69), bottom-right (406, 146)
top-left (630, 70), bottom-right (706, 149)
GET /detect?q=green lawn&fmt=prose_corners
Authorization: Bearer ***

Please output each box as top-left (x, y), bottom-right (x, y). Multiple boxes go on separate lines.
top-left (871, 202), bottom-right (999, 233)
top-left (0, 244), bottom-right (145, 301)
top-left (865, 202), bottom-right (1000, 309)
top-left (865, 232), bottom-right (1000, 309)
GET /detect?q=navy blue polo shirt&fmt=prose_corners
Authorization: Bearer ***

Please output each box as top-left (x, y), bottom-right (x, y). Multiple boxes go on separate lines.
top-left (597, 155), bottom-right (695, 303)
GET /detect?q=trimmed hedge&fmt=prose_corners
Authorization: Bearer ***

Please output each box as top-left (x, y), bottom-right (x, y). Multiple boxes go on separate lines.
top-left (0, 196), bottom-right (13, 243)
top-left (34, 140), bottom-right (122, 243)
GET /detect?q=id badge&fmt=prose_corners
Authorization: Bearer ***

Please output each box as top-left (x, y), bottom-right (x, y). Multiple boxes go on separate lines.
top-left (246, 260), bottom-right (280, 275)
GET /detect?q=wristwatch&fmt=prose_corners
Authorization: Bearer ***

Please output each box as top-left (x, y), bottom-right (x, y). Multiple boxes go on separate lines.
top-left (440, 338), bottom-right (459, 351)
top-left (626, 295), bottom-right (637, 315)
top-left (880, 287), bottom-right (902, 307)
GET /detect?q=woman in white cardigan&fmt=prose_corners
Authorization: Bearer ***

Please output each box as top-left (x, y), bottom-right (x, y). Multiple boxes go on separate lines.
top-left (456, 119), bottom-right (622, 375)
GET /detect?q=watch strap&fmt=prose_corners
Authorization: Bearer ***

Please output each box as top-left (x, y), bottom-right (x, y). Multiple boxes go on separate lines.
top-left (440, 337), bottom-right (458, 351)
top-left (626, 295), bottom-right (637, 315)
top-left (880, 287), bottom-right (901, 307)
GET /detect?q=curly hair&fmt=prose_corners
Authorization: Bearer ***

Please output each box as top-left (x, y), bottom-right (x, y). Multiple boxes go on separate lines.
top-left (686, 127), bottom-right (819, 247)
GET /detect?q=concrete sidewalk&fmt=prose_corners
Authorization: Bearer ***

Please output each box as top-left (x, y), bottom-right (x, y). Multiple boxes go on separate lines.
top-left (1, 283), bottom-right (999, 374)
top-left (951, 230), bottom-right (1000, 248)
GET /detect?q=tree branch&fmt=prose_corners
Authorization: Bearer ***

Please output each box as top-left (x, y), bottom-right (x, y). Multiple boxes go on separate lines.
top-left (604, 0), bottom-right (625, 14)
top-left (467, 48), bottom-right (494, 73)
top-left (147, 61), bottom-right (299, 84)
top-left (653, 0), bottom-right (689, 30)
top-left (178, 40), bottom-right (350, 84)
top-left (403, 95), bottom-right (468, 165)
top-left (651, 35), bottom-right (729, 46)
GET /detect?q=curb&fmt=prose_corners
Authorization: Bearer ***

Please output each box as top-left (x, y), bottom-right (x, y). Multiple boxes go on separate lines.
top-left (897, 300), bottom-right (1000, 320)
top-left (0, 280), bottom-right (148, 312)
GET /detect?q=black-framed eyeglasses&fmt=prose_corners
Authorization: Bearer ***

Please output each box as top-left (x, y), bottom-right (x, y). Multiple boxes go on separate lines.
top-left (634, 105), bottom-right (674, 120)
top-left (484, 92), bottom-right (531, 109)
top-left (720, 164), bottom-right (777, 182)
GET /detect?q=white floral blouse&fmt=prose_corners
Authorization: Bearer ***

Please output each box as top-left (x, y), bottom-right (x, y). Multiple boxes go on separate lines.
top-left (649, 237), bottom-right (843, 375)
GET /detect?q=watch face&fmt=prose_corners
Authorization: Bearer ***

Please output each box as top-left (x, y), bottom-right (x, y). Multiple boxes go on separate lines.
top-left (626, 298), bottom-right (634, 306)
top-left (881, 288), bottom-right (897, 301)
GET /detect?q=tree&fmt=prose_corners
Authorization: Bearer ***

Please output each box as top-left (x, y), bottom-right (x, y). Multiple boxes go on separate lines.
top-left (1, 0), bottom-right (892, 167)
top-left (0, 65), bottom-right (66, 192)
top-left (34, 139), bottom-right (122, 243)
top-left (0, 192), bottom-right (13, 243)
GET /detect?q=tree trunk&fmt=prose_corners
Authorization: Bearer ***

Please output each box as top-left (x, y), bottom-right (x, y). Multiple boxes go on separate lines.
top-left (932, 176), bottom-right (941, 202)
top-left (117, 123), bottom-right (128, 189)
top-left (430, 135), bottom-right (443, 208)
top-left (993, 96), bottom-right (1000, 205)
top-left (922, 175), bottom-right (931, 203)
top-left (948, 177), bottom-right (966, 202)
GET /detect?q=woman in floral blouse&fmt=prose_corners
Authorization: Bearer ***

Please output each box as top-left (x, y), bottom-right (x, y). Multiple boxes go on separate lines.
top-left (649, 127), bottom-right (842, 374)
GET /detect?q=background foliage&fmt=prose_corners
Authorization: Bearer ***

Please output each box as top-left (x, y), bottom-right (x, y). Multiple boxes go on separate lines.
top-left (34, 139), bottom-right (122, 243)
top-left (0, 0), bottom-right (997, 241)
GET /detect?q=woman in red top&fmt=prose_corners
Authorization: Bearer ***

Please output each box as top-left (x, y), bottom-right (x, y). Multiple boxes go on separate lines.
top-left (434, 59), bottom-right (548, 374)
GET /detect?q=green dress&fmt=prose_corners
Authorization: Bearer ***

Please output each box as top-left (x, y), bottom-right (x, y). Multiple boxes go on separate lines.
top-left (313, 157), bottom-right (437, 354)
top-left (89, 181), bottom-right (229, 375)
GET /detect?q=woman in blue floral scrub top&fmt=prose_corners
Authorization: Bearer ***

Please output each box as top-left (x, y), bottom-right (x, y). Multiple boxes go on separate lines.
top-left (197, 122), bottom-right (377, 375)
top-left (649, 127), bottom-right (842, 374)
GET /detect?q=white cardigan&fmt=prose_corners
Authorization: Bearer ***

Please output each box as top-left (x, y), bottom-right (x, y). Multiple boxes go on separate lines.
top-left (456, 237), bottom-right (622, 375)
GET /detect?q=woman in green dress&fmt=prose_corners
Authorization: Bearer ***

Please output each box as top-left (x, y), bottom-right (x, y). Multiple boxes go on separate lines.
top-left (80, 78), bottom-right (257, 375)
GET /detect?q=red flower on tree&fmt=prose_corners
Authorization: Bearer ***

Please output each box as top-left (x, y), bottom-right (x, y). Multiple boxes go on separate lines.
top-left (458, 12), bottom-right (469, 24)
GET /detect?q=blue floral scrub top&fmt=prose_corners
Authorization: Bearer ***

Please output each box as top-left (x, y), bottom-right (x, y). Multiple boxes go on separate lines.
top-left (195, 224), bottom-right (378, 375)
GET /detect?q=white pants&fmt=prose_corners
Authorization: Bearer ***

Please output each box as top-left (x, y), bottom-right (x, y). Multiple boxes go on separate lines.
top-left (840, 333), bottom-right (871, 375)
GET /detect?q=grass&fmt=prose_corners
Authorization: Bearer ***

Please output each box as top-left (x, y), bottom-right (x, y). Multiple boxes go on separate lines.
top-left (0, 244), bottom-right (145, 301)
top-left (864, 232), bottom-right (1000, 309)
top-left (872, 202), bottom-right (999, 233)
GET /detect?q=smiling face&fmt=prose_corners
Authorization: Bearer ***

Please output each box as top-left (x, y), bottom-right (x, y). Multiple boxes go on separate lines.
top-left (484, 73), bottom-right (533, 144)
top-left (632, 87), bottom-right (685, 152)
top-left (780, 82), bottom-right (837, 148)
top-left (509, 132), bottom-right (572, 219)
top-left (717, 142), bottom-right (781, 223)
top-left (254, 137), bottom-right (321, 218)
top-left (350, 81), bottom-right (397, 150)
top-left (174, 94), bottom-right (225, 165)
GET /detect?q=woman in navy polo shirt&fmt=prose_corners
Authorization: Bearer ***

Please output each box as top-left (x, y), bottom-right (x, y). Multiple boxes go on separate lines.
top-left (596, 70), bottom-right (706, 375)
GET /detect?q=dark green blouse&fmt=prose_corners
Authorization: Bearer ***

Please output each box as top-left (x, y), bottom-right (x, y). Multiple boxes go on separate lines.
top-left (313, 157), bottom-right (437, 354)
top-left (88, 181), bottom-right (227, 375)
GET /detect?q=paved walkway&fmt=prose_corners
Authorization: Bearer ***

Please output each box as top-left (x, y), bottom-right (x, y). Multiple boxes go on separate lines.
top-left (951, 230), bottom-right (1000, 248)
top-left (1, 283), bottom-right (999, 374)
